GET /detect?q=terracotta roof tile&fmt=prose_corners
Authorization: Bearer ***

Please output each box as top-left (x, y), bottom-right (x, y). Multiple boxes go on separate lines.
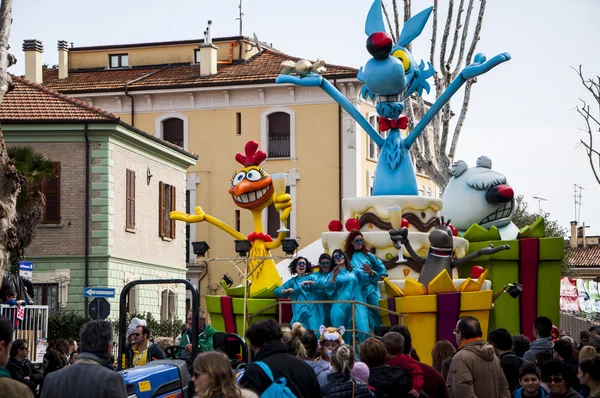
top-left (0, 75), bottom-right (198, 159)
top-left (566, 246), bottom-right (600, 267)
top-left (42, 49), bottom-right (359, 93)
top-left (0, 74), bottom-right (118, 122)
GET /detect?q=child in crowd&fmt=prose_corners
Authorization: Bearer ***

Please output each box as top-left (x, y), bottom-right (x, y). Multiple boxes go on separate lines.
top-left (512, 362), bottom-right (547, 398)
top-left (351, 362), bottom-right (370, 384)
top-left (318, 325), bottom-right (345, 364)
top-left (382, 332), bottom-right (424, 397)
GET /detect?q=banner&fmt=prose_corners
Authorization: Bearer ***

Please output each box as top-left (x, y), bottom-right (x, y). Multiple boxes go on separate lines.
top-left (560, 277), bottom-right (580, 312)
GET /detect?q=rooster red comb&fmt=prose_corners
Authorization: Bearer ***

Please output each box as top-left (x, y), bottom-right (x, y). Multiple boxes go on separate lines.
top-left (235, 141), bottom-right (267, 167)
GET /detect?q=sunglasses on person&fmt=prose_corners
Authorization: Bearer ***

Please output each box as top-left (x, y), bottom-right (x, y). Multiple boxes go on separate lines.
top-left (21, 346), bottom-right (29, 351)
top-left (193, 370), bottom-right (201, 378)
top-left (320, 261), bottom-right (331, 266)
top-left (132, 332), bottom-right (141, 337)
top-left (333, 253), bottom-right (345, 260)
top-left (545, 376), bottom-right (564, 384)
top-left (353, 239), bottom-right (364, 244)
top-left (297, 261), bottom-right (307, 266)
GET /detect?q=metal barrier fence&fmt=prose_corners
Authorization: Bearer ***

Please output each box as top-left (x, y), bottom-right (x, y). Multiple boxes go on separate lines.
top-left (249, 299), bottom-right (405, 351)
top-left (560, 310), bottom-right (600, 340)
top-left (0, 304), bottom-right (49, 363)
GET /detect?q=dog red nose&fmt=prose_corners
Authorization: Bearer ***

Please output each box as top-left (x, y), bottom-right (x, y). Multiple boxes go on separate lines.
top-left (366, 32), bottom-right (393, 60)
top-left (486, 184), bottom-right (514, 204)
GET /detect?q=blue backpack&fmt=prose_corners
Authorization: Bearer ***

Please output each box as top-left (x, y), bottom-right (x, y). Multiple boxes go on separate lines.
top-left (253, 361), bottom-right (296, 398)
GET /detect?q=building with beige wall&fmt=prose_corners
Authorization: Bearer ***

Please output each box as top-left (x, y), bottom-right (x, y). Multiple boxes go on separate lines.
top-left (22, 34), bottom-right (437, 306)
top-left (1, 75), bottom-right (196, 320)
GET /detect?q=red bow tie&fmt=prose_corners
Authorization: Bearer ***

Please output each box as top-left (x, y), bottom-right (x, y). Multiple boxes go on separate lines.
top-left (379, 116), bottom-right (408, 132)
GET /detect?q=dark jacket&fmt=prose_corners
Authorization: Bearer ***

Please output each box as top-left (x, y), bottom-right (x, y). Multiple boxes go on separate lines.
top-left (368, 365), bottom-right (411, 398)
top-left (321, 372), bottom-right (375, 398)
top-left (548, 388), bottom-right (584, 398)
top-left (499, 352), bottom-right (525, 394)
top-left (418, 362), bottom-right (449, 398)
top-left (239, 342), bottom-right (320, 398)
top-left (6, 356), bottom-right (44, 393)
top-left (40, 352), bottom-right (126, 398)
top-left (523, 338), bottom-right (553, 364)
top-left (126, 341), bottom-right (165, 368)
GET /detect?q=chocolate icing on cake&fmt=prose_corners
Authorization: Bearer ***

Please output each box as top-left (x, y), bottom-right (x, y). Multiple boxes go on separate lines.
top-left (358, 212), bottom-right (439, 232)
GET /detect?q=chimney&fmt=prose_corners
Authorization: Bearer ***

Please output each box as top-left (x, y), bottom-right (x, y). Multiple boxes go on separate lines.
top-left (23, 40), bottom-right (43, 83)
top-left (57, 40), bottom-right (69, 79)
top-left (199, 20), bottom-right (217, 77)
top-left (582, 222), bottom-right (587, 248)
top-left (570, 221), bottom-right (578, 248)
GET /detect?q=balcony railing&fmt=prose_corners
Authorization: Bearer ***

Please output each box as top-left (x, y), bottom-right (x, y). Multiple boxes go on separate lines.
top-left (0, 304), bottom-right (49, 363)
top-left (268, 135), bottom-right (290, 158)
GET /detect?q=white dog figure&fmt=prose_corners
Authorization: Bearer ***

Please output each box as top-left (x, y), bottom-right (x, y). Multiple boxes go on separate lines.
top-left (441, 156), bottom-right (519, 240)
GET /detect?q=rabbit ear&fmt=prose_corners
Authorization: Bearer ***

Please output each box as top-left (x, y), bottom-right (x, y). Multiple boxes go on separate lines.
top-left (338, 326), bottom-right (346, 336)
top-left (450, 160), bottom-right (468, 178)
top-left (398, 7), bottom-right (433, 47)
top-left (319, 325), bottom-right (326, 335)
top-left (365, 0), bottom-right (386, 36)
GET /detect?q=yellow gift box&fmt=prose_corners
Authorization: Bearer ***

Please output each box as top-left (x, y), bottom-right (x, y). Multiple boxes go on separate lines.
top-left (379, 290), bottom-right (493, 365)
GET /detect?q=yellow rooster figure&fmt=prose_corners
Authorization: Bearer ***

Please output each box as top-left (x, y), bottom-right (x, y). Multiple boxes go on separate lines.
top-left (170, 141), bottom-right (292, 297)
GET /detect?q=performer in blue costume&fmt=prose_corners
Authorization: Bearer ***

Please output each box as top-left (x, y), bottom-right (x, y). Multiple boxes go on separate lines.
top-left (276, 0), bottom-right (510, 195)
top-left (315, 253), bottom-right (333, 327)
top-left (326, 249), bottom-right (378, 345)
top-left (274, 257), bottom-right (323, 331)
top-left (344, 231), bottom-right (387, 330)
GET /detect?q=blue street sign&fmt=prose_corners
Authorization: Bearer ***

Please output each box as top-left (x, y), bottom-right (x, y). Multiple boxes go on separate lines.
top-left (84, 287), bottom-right (116, 298)
top-left (19, 261), bottom-right (33, 271)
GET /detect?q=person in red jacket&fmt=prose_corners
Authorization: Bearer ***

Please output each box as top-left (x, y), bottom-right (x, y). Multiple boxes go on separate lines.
top-left (389, 325), bottom-right (450, 398)
top-left (382, 332), bottom-right (423, 397)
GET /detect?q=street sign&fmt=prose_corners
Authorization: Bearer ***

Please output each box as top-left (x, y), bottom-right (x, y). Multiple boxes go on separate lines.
top-left (88, 298), bottom-right (110, 320)
top-left (19, 261), bottom-right (33, 280)
top-left (84, 287), bottom-right (115, 298)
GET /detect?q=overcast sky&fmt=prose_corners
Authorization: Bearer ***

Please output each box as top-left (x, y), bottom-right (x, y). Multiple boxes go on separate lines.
top-left (9, 0), bottom-right (600, 235)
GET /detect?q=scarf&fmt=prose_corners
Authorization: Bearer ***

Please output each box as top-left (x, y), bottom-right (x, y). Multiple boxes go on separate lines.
top-left (0, 366), bottom-right (10, 378)
top-left (459, 337), bottom-right (485, 349)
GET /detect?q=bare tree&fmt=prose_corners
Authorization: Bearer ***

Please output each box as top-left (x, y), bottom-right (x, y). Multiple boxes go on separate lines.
top-left (0, 0), bottom-right (21, 279)
top-left (381, 0), bottom-right (489, 190)
top-left (575, 65), bottom-right (600, 186)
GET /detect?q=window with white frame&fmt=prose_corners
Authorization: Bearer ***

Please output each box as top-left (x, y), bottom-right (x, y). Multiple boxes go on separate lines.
top-left (33, 283), bottom-right (60, 314)
top-left (194, 49), bottom-right (200, 64)
top-left (162, 118), bottom-right (184, 147)
top-left (126, 286), bottom-right (138, 315)
top-left (109, 54), bottom-right (128, 68)
top-left (267, 112), bottom-right (291, 158)
top-left (160, 289), bottom-right (176, 321)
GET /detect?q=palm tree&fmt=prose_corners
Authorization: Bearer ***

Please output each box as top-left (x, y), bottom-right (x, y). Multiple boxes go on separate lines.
top-left (7, 146), bottom-right (56, 274)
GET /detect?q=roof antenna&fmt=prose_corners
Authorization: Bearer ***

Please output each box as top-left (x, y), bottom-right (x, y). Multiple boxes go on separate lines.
top-left (236, 0), bottom-right (244, 36)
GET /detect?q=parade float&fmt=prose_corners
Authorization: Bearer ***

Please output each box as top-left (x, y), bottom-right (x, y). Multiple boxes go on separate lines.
top-left (170, 0), bottom-right (562, 365)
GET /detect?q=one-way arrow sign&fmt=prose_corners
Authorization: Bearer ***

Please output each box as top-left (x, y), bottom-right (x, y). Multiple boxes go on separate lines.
top-left (84, 287), bottom-right (115, 298)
